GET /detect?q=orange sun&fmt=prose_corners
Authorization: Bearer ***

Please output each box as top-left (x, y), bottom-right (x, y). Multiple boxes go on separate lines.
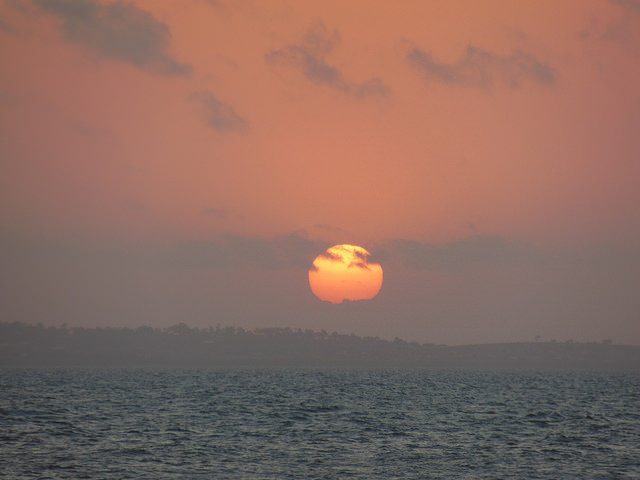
top-left (308, 244), bottom-right (383, 304)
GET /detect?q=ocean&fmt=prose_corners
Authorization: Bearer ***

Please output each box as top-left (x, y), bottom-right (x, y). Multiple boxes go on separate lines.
top-left (1, 369), bottom-right (638, 479)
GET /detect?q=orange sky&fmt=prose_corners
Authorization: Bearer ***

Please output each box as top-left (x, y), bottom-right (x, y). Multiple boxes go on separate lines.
top-left (1, 0), bottom-right (639, 345)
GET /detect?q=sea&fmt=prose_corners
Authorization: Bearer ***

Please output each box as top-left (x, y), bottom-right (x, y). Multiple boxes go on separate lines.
top-left (1, 369), bottom-right (638, 479)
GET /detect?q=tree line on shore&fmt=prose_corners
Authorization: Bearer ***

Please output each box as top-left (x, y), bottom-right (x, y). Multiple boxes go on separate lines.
top-left (1, 322), bottom-right (637, 369)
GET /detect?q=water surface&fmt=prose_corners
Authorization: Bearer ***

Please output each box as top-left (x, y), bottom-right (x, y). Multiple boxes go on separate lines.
top-left (1, 369), bottom-right (638, 479)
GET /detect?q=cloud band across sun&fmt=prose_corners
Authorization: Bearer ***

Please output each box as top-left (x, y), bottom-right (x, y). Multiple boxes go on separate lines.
top-left (309, 245), bottom-right (383, 304)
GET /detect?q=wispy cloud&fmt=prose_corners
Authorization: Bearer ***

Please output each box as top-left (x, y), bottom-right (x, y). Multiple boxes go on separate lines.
top-left (320, 251), bottom-right (343, 262)
top-left (348, 261), bottom-right (369, 270)
top-left (603, 0), bottom-right (640, 53)
top-left (191, 91), bottom-right (249, 132)
top-left (266, 21), bottom-right (390, 98)
top-left (407, 44), bottom-right (555, 88)
top-left (34, 0), bottom-right (191, 76)
top-left (0, 17), bottom-right (16, 34)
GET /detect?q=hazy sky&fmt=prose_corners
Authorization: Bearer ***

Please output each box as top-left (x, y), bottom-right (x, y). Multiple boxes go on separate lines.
top-left (1, 0), bottom-right (639, 345)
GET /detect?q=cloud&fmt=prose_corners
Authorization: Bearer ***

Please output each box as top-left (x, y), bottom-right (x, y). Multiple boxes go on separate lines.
top-left (266, 21), bottom-right (390, 98)
top-left (202, 0), bottom-right (223, 7)
top-left (604, 0), bottom-right (640, 52)
top-left (353, 249), bottom-right (370, 263)
top-left (155, 231), bottom-right (325, 271)
top-left (612, 0), bottom-right (640, 11)
top-left (319, 250), bottom-right (343, 262)
top-left (0, 17), bottom-right (16, 34)
top-left (0, 230), bottom-right (321, 274)
top-left (191, 91), bottom-right (249, 132)
top-left (387, 235), bottom-right (538, 270)
top-left (34, 0), bottom-right (191, 76)
top-left (348, 261), bottom-right (369, 270)
top-left (353, 77), bottom-right (390, 98)
top-left (407, 44), bottom-right (555, 88)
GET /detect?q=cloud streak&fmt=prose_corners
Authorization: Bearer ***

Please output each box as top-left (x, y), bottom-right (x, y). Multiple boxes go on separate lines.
top-left (319, 250), bottom-right (343, 262)
top-left (266, 22), bottom-right (390, 98)
top-left (191, 91), bottom-right (249, 132)
top-left (34, 0), bottom-right (191, 76)
top-left (0, 17), bottom-right (16, 34)
top-left (407, 44), bottom-right (555, 88)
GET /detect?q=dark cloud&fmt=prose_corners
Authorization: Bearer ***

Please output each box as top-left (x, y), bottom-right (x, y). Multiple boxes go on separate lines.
top-left (273, 232), bottom-right (325, 269)
top-left (348, 261), bottom-right (369, 270)
top-left (388, 235), bottom-right (537, 270)
top-left (353, 250), bottom-right (370, 263)
top-left (365, 250), bottom-right (384, 266)
top-left (303, 20), bottom-right (341, 54)
top-left (34, 0), bottom-right (191, 76)
top-left (4, 0), bottom-right (37, 16)
top-left (0, 17), bottom-right (16, 34)
top-left (266, 21), bottom-right (390, 98)
top-left (407, 44), bottom-right (555, 88)
top-left (320, 251), bottom-right (343, 262)
top-left (191, 91), bottom-right (249, 132)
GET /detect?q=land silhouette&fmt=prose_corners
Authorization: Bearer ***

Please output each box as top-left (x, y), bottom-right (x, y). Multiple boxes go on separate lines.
top-left (1, 322), bottom-right (638, 369)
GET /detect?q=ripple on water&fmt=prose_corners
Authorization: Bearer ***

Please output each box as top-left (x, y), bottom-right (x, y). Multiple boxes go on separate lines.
top-left (0, 369), bottom-right (638, 479)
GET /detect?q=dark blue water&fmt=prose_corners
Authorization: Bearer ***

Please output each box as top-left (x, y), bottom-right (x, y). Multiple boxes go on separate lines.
top-left (1, 369), bottom-right (638, 479)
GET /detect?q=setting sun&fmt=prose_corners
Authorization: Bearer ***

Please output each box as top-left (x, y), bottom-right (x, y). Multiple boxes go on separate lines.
top-left (309, 245), bottom-right (383, 304)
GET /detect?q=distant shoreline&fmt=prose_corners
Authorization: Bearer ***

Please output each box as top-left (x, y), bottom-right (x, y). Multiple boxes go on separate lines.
top-left (2, 322), bottom-right (638, 370)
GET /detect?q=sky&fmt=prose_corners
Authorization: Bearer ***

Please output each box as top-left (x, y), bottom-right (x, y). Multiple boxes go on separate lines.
top-left (1, 0), bottom-right (639, 345)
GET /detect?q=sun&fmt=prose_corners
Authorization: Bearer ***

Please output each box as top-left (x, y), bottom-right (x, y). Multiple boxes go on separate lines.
top-left (309, 244), bottom-right (383, 304)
